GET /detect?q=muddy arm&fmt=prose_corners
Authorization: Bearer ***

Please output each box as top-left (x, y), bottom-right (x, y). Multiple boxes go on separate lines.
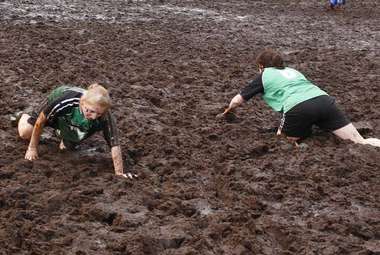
top-left (111, 145), bottom-right (124, 175)
top-left (25, 112), bottom-right (47, 161)
top-left (111, 146), bottom-right (138, 179)
top-left (223, 94), bottom-right (245, 115)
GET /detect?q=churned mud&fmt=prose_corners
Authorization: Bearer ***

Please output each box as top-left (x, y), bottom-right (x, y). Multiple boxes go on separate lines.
top-left (0, 0), bottom-right (379, 254)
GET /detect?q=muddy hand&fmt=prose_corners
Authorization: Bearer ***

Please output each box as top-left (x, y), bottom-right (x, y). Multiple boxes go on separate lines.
top-left (25, 147), bottom-right (38, 161)
top-left (216, 108), bottom-right (230, 119)
top-left (216, 112), bottom-right (225, 119)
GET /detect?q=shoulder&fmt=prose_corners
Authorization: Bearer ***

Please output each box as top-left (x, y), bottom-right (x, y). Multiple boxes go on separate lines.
top-left (44, 86), bottom-right (84, 118)
top-left (49, 85), bottom-right (84, 102)
top-left (62, 86), bottom-right (85, 98)
top-left (100, 111), bottom-right (116, 124)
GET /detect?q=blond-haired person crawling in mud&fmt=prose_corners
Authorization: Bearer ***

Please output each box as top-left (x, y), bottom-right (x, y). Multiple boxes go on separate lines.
top-left (218, 49), bottom-right (380, 147)
top-left (18, 83), bottom-right (137, 179)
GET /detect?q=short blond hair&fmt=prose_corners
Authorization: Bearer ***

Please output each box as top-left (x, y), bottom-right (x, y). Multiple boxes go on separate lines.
top-left (81, 83), bottom-right (111, 110)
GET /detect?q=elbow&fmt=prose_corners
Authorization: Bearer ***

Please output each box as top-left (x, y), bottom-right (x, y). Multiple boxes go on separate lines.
top-left (231, 94), bottom-right (245, 107)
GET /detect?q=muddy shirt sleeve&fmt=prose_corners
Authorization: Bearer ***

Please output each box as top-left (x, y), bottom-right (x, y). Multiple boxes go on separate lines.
top-left (239, 73), bottom-right (264, 101)
top-left (102, 111), bottom-right (120, 147)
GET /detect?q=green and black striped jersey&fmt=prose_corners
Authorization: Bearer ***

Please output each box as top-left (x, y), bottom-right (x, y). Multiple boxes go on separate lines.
top-left (29, 86), bottom-right (119, 147)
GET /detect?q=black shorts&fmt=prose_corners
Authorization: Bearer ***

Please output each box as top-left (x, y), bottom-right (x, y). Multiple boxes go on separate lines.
top-left (281, 95), bottom-right (350, 138)
top-left (26, 98), bottom-right (49, 126)
top-left (27, 112), bottom-right (38, 126)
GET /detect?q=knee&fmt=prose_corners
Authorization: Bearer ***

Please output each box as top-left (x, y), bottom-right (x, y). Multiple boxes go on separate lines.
top-left (333, 123), bottom-right (365, 144)
top-left (347, 127), bottom-right (366, 144)
top-left (18, 126), bottom-right (32, 140)
top-left (352, 132), bottom-right (366, 144)
top-left (18, 114), bottom-right (33, 140)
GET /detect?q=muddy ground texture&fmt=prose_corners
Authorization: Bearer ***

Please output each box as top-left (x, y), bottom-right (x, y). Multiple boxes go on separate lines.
top-left (1, 0), bottom-right (380, 254)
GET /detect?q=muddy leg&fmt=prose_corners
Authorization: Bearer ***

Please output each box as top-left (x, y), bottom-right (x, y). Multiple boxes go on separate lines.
top-left (333, 123), bottom-right (380, 147)
top-left (18, 114), bottom-right (34, 140)
top-left (364, 138), bottom-right (380, 147)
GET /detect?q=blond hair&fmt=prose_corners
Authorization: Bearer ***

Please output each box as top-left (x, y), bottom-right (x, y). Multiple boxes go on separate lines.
top-left (81, 83), bottom-right (111, 110)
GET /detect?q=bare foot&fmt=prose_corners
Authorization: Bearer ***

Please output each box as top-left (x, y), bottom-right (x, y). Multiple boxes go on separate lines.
top-left (59, 140), bottom-right (66, 150)
top-left (364, 138), bottom-right (380, 147)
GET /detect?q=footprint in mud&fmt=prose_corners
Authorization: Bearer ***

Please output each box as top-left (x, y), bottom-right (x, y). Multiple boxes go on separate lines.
top-left (353, 121), bottom-right (374, 136)
top-left (348, 144), bottom-right (379, 164)
top-left (141, 236), bottom-right (186, 253)
top-left (224, 112), bottom-right (239, 123)
top-left (148, 96), bottom-right (164, 108)
top-left (217, 112), bottom-right (240, 123)
top-left (240, 145), bottom-right (270, 159)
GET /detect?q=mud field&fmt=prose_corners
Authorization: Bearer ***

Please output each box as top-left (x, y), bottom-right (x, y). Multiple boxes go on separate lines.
top-left (1, 0), bottom-right (380, 254)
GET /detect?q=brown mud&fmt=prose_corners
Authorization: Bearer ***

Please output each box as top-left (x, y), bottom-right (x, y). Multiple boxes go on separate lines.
top-left (0, 1), bottom-right (379, 254)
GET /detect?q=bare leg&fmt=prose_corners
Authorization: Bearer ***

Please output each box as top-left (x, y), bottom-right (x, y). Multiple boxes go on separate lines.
top-left (333, 123), bottom-right (365, 143)
top-left (364, 138), bottom-right (380, 147)
top-left (333, 123), bottom-right (380, 147)
top-left (19, 114), bottom-right (70, 150)
top-left (18, 114), bottom-right (34, 140)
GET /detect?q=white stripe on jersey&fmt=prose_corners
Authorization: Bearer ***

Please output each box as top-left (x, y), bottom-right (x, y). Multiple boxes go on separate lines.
top-left (47, 98), bottom-right (80, 120)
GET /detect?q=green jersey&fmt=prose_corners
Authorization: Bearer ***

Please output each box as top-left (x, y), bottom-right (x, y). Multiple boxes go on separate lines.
top-left (38, 86), bottom-right (119, 147)
top-left (262, 67), bottom-right (327, 113)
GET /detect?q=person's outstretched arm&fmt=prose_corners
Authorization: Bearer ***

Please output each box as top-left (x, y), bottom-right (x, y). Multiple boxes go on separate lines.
top-left (111, 145), bottom-right (124, 175)
top-left (111, 145), bottom-right (138, 179)
top-left (103, 112), bottom-right (137, 179)
top-left (25, 112), bottom-right (47, 160)
top-left (223, 94), bottom-right (245, 115)
top-left (218, 75), bottom-right (264, 118)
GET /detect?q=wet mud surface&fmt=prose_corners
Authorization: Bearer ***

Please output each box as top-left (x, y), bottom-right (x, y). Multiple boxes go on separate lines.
top-left (1, 0), bottom-right (380, 254)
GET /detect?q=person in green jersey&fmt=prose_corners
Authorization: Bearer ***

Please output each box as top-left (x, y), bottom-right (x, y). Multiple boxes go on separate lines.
top-left (18, 83), bottom-right (136, 178)
top-left (218, 49), bottom-right (380, 147)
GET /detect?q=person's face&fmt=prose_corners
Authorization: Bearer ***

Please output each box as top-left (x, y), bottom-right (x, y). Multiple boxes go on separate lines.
top-left (81, 102), bottom-right (106, 120)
